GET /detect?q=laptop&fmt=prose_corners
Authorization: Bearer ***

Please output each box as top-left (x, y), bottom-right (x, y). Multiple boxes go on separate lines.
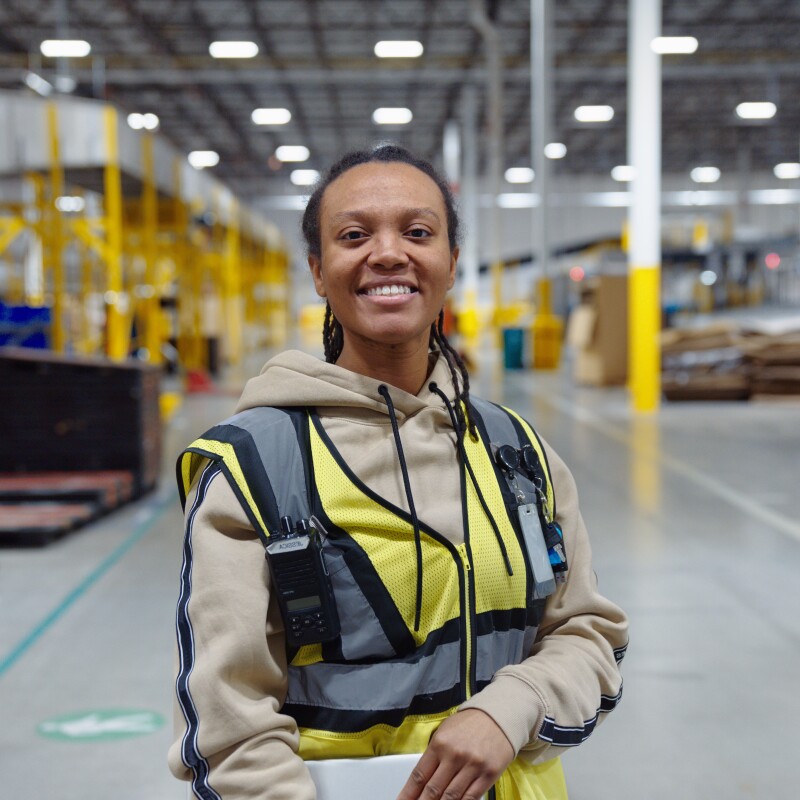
top-left (305, 754), bottom-right (486, 800)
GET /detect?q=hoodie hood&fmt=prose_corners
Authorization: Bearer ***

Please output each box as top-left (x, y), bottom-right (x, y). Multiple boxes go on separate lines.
top-left (235, 349), bottom-right (458, 425)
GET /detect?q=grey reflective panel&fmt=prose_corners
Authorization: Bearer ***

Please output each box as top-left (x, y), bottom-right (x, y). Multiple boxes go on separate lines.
top-left (287, 641), bottom-right (461, 710)
top-left (224, 408), bottom-right (310, 523)
top-left (474, 628), bottom-right (532, 683)
top-left (323, 546), bottom-right (395, 660)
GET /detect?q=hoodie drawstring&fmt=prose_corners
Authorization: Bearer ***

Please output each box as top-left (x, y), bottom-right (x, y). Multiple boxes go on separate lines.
top-left (428, 382), bottom-right (514, 577)
top-left (377, 384), bottom-right (424, 632)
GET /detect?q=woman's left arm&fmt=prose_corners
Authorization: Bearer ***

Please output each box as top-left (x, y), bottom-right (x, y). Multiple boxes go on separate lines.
top-left (458, 439), bottom-right (629, 762)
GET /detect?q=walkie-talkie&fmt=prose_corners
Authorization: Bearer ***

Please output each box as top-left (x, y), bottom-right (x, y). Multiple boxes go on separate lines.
top-left (265, 515), bottom-right (340, 647)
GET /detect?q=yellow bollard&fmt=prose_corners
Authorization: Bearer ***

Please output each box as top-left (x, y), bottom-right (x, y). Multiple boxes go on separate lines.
top-left (531, 278), bottom-right (563, 369)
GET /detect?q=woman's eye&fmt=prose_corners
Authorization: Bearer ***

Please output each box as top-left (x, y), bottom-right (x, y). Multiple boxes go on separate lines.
top-left (407, 228), bottom-right (431, 238)
top-left (342, 230), bottom-right (366, 241)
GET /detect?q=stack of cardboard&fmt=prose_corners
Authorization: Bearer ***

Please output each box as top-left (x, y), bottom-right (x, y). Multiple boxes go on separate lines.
top-left (660, 323), bottom-right (750, 401)
top-left (566, 275), bottom-right (628, 386)
top-left (741, 333), bottom-right (800, 399)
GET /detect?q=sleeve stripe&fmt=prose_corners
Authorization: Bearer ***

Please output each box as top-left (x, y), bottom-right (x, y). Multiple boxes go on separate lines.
top-left (175, 462), bottom-right (224, 800)
top-left (538, 683), bottom-right (624, 746)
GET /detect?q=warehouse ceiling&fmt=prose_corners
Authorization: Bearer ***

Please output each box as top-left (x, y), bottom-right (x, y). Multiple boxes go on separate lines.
top-left (1, 0), bottom-right (799, 200)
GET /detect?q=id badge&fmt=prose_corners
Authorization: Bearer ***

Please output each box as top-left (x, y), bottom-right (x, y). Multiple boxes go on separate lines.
top-left (517, 503), bottom-right (556, 599)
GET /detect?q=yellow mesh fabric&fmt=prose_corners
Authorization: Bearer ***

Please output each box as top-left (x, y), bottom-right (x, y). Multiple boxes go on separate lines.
top-left (461, 432), bottom-right (528, 614)
top-left (309, 424), bottom-right (460, 642)
top-left (291, 642), bottom-right (323, 667)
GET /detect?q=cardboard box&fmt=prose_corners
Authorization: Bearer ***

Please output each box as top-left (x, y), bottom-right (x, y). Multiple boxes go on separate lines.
top-left (567, 275), bottom-right (628, 386)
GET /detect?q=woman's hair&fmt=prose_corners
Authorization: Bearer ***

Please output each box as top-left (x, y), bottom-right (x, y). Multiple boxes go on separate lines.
top-left (304, 144), bottom-right (476, 440)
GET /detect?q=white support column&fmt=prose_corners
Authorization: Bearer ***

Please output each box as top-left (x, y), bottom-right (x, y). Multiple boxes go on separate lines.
top-left (458, 84), bottom-right (481, 345)
top-left (531, 0), bottom-right (551, 285)
top-left (628, 0), bottom-right (662, 411)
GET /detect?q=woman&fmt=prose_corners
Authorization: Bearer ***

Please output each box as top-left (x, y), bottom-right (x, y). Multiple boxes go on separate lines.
top-left (170, 145), bottom-right (628, 800)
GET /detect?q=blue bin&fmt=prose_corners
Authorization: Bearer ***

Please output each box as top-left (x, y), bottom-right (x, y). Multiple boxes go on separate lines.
top-left (502, 328), bottom-right (525, 370)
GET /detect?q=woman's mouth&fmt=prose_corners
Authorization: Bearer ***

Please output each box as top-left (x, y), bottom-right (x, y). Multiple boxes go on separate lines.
top-left (360, 285), bottom-right (417, 297)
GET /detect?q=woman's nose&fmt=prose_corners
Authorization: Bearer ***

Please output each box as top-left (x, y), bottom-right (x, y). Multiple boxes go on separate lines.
top-left (366, 232), bottom-right (408, 270)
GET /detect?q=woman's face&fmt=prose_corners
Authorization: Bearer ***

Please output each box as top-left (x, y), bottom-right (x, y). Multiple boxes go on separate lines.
top-left (309, 162), bottom-right (458, 356)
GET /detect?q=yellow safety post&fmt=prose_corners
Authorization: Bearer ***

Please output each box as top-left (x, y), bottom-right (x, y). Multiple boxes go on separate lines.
top-left (457, 287), bottom-right (480, 350)
top-left (224, 197), bottom-right (243, 364)
top-left (141, 131), bottom-right (161, 364)
top-left (103, 106), bottom-right (127, 360)
top-left (46, 102), bottom-right (67, 352)
top-left (76, 235), bottom-right (94, 354)
top-left (531, 277), bottom-right (563, 369)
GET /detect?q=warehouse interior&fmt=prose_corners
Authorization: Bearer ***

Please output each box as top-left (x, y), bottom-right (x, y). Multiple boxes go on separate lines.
top-left (1, 1), bottom-right (799, 799)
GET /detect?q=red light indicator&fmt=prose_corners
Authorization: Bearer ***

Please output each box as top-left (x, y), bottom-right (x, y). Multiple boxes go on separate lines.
top-left (569, 266), bottom-right (585, 282)
top-left (765, 253), bottom-right (781, 270)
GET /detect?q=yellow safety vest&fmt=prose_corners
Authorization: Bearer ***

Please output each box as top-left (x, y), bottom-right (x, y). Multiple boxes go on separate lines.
top-left (178, 399), bottom-right (568, 800)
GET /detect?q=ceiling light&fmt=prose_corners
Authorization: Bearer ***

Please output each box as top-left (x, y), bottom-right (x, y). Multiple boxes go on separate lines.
top-left (127, 113), bottom-right (158, 131)
top-left (40, 39), bottom-right (91, 58)
top-left (650, 36), bottom-right (698, 54)
top-left (54, 75), bottom-right (77, 93)
top-left (699, 270), bottom-right (717, 286)
top-left (735, 102), bottom-right (777, 120)
top-left (497, 193), bottom-right (535, 208)
top-left (691, 166), bottom-right (721, 184)
top-left (251, 108), bottom-right (292, 125)
top-left (611, 165), bottom-right (636, 182)
top-left (544, 143), bottom-right (567, 159)
top-left (774, 162), bottom-right (800, 180)
top-left (209, 41), bottom-right (259, 59)
top-left (374, 41), bottom-right (424, 58)
top-left (188, 150), bottom-right (220, 169)
top-left (55, 196), bottom-right (85, 213)
top-left (372, 107), bottom-right (413, 125)
top-left (505, 168), bottom-right (534, 184)
top-left (574, 105), bottom-right (614, 123)
top-left (290, 169), bottom-right (320, 186)
top-left (275, 145), bottom-right (310, 162)
top-left (24, 72), bottom-right (53, 96)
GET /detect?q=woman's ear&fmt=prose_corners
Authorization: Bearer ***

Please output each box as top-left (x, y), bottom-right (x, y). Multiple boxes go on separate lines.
top-left (308, 254), bottom-right (326, 297)
top-left (447, 246), bottom-right (459, 289)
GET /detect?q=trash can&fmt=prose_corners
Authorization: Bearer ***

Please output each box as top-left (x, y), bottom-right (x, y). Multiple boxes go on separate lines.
top-left (502, 327), bottom-right (525, 370)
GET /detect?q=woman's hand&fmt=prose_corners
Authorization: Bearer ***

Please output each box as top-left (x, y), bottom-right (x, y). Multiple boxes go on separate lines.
top-left (395, 709), bottom-right (515, 800)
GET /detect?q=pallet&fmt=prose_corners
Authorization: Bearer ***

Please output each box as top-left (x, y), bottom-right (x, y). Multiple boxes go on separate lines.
top-left (0, 501), bottom-right (99, 547)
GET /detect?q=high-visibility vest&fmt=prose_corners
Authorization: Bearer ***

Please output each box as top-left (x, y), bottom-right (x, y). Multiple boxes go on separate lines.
top-left (178, 398), bottom-right (568, 800)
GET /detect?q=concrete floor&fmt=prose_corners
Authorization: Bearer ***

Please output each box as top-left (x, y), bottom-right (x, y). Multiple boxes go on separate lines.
top-left (1, 346), bottom-right (799, 799)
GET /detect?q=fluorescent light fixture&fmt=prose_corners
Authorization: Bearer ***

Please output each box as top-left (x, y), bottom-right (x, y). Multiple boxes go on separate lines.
top-left (55, 196), bottom-right (85, 213)
top-left (127, 112), bottom-right (159, 131)
top-left (544, 142), bottom-right (567, 159)
top-left (275, 145), bottom-right (310, 162)
top-left (699, 270), bottom-right (717, 286)
top-left (611, 165), bottom-right (636, 182)
top-left (251, 108), bottom-right (291, 125)
top-left (372, 107), bottom-right (413, 125)
top-left (497, 193), bottom-right (535, 208)
top-left (188, 150), bottom-right (220, 169)
top-left (374, 40), bottom-right (424, 58)
top-left (54, 75), bottom-right (77, 93)
top-left (650, 36), bottom-right (698, 54)
top-left (735, 102), bottom-right (777, 120)
top-left (774, 162), bottom-right (800, 180)
top-left (40, 39), bottom-right (91, 58)
top-left (574, 105), bottom-right (614, 123)
top-left (209, 41), bottom-right (259, 59)
top-left (24, 71), bottom-right (53, 96)
top-left (290, 169), bottom-right (320, 186)
top-left (505, 167), bottom-right (534, 184)
top-left (691, 166), bottom-right (721, 183)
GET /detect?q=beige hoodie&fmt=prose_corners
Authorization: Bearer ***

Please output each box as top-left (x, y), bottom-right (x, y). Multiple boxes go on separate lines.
top-left (169, 350), bottom-right (628, 799)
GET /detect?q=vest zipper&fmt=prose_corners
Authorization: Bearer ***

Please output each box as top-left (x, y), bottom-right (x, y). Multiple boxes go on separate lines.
top-left (457, 542), bottom-right (476, 701)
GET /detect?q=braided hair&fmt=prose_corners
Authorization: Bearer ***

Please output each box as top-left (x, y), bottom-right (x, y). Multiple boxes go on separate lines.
top-left (305, 144), bottom-right (477, 441)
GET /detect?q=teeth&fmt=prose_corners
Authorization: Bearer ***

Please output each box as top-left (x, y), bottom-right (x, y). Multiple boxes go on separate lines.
top-left (365, 285), bottom-right (412, 296)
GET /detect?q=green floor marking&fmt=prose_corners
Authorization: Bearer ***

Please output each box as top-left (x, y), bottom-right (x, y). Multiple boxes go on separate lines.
top-left (37, 709), bottom-right (165, 742)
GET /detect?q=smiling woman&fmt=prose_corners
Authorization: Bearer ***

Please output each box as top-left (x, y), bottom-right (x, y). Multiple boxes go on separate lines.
top-left (170, 145), bottom-right (628, 800)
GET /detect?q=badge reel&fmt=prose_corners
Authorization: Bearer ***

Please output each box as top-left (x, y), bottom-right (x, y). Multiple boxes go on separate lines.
top-left (265, 515), bottom-right (340, 647)
top-left (495, 445), bottom-right (556, 600)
